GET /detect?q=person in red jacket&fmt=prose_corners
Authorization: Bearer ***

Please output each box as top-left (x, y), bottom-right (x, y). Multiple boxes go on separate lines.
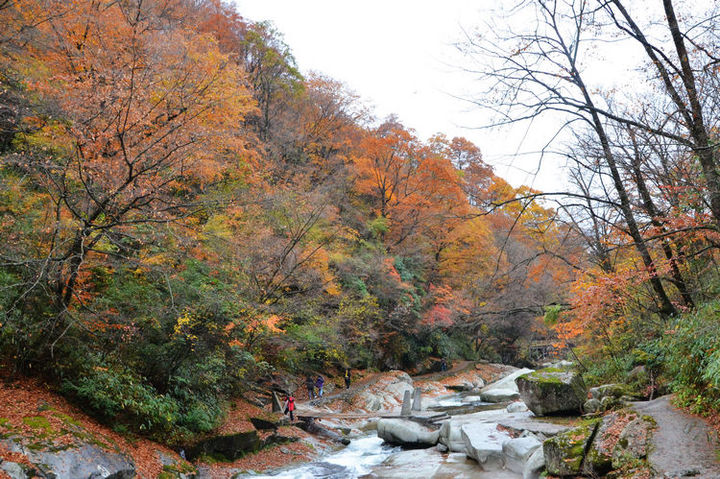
top-left (283, 394), bottom-right (295, 421)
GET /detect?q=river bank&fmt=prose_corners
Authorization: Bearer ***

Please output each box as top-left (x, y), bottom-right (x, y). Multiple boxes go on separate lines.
top-left (3, 362), bottom-right (720, 478)
top-left (0, 362), bottom-right (511, 478)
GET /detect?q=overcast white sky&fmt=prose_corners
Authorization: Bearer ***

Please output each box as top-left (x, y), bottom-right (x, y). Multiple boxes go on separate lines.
top-left (231, 0), bottom-right (572, 191)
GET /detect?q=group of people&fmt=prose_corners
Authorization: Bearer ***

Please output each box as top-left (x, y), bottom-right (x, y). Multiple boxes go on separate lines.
top-left (306, 374), bottom-right (325, 399)
top-left (282, 369), bottom-right (353, 421)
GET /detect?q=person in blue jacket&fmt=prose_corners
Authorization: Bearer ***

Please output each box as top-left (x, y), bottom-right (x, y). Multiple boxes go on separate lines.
top-left (315, 375), bottom-right (325, 397)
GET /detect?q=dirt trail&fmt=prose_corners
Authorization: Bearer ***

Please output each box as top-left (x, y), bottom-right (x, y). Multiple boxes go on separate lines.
top-left (632, 395), bottom-right (720, 478)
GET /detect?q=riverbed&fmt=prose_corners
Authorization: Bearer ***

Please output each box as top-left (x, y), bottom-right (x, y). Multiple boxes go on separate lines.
top-left (236, 393), bottom-right (524, 479)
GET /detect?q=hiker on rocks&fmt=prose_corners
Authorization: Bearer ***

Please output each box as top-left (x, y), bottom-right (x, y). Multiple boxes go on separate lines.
top-left (440, 358), bottom-right (447, 371)
top-left (315, 375), bottom-right (325, 397)
top-left (305, 375), bottom-right (316, 399)
top-left (344, 368), bottom-right (351, 389)
top-left (283, 393), bottom-right (295, 421)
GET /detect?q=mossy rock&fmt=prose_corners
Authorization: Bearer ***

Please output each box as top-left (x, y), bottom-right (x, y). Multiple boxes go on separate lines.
top-left (186, 431), bottom-right (261, 461)
top-left (601, 395), bottom-right (623, 411)
top-left (611, 417), bottom-right (651, 470)
top-left (589, 384), bottom-right (640, 401)
top-left (583, 412), bottom-right (624, 476)
top-left (22, 416), bottom-right (53, 434)
top-left (516, 368), bottom-right (586, 416)
top-left (543, 419), bottom-right (599, 476)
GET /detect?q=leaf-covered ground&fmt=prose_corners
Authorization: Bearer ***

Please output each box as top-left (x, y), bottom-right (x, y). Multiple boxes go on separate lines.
top-left (0, 368), bottom-right (330, 478)
top-left (0, 369), bottom-right (188, 478)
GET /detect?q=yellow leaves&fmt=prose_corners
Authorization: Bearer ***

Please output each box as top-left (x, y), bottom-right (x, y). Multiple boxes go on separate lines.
top-left (172, 309), bottom-right (200, 348)
top-left (438, 216), bottom-right (495, 287)
top-left (200, 214), bottom-right (234, 242)
top-left (139, 252), bottom-right (171, 267)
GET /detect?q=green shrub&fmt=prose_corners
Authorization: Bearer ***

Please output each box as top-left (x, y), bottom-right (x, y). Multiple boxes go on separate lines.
top-left (62, 366), bottom-right (178, 434)
top-left (661, 301), bottom-right (720, 414)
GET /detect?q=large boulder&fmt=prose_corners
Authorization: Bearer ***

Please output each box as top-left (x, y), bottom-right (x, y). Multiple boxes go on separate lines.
top-left (356, 371), bottom-right (414, 412)
top-left (515, 368), bottom-right (586, 416)
top-left (583, 412), bottom-right (622, 476)
top-left (503, 436), bottom-right (542, 473)
top-left (438, 420), bottom-right (468, 453)
top-left (377, 419), bottom-right (440, 448)
top-left (1, 441), bottom-right (136, 479)
top-left (187, 431), bottom-right (261, 461)
top-left (589, 383), bottom-right (636, 401)
top-left (543, 420), bottom-right (599, 476)
top-left (480, 368), bottom-right (533, 403)
top-left (611, 417), bottom-right (650, 469)
top-left (460, 422), bottom-right (511, 470)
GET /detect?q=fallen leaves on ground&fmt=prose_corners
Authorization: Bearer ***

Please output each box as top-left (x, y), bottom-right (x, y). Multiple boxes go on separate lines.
top-left (0, 369), bottom-right (189, 478)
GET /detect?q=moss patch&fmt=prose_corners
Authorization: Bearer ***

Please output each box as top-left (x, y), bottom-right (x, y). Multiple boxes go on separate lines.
top-left (544, 420), bottom-right (599, 476)
top-left (22, 416), bottom-right (53, 436)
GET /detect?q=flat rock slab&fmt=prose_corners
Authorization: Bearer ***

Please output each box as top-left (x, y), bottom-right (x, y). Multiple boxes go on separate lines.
top-left (497, 417), bottom-right (571, 437)
top-left (371, 449), bottom-right (520, 479)
top-left (632, 395), bottom-right (720, 479)
top-left (461, 422), bottom-right (512, 470)
top-left (480, 388), bottom-right (520, 403)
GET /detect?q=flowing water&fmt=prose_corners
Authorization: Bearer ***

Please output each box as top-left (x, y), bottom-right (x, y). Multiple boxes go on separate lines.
top-left (235, 394), bottom-right (521, 479)
top-left (235, 436), bottom-right (399, 478)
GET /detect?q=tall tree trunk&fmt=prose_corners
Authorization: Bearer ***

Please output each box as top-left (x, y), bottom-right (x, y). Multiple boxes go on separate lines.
top-left (627, 129), bottom-right (694, 308)
top-left (572, 72), bottom-right (677, 316)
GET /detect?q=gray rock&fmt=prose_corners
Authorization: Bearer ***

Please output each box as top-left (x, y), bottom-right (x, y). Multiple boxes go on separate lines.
top-left (460, 422), bottom-right (510, 470)
top-left (523, 447), bottom-right (545, 479)
top-left (611, 417), bottom-right (650, 469)
top-left (271, 391), bottom-right (284, 412)
top-left (0, 462), bottom-right (28, 479)
top-left (377, 419), bottom-right (440, 448)
top-left (38, 444), bottom-right (134, 479)
top-left (584, 398), bottom-right (602, 414)
top-left (412, 387), bottom-right (422, 411)
top-left (480, 388), bottom-right (521, 403)
top-left (401, 390), bottom-right (412, 416)
top-left (481, 368), bottom-right (534, 395)
top-left (589, 384), bottom-right (630, 401)
top-left (503, 436), bottom-right (542, 473)
top-left (497, 417), bottom-right (571, 437)
top-left (1, 436), bottom-right (136, 479)
top-left (438, 420), bottom-right (468, 453)
top-left (515, 368), bottom-right (586, 416)
top-left (507, 401), bottom-right (529, 413)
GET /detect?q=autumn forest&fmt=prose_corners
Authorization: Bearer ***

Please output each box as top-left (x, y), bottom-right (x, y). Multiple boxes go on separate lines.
top-left (1, 0), bottom-right (720, 443)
